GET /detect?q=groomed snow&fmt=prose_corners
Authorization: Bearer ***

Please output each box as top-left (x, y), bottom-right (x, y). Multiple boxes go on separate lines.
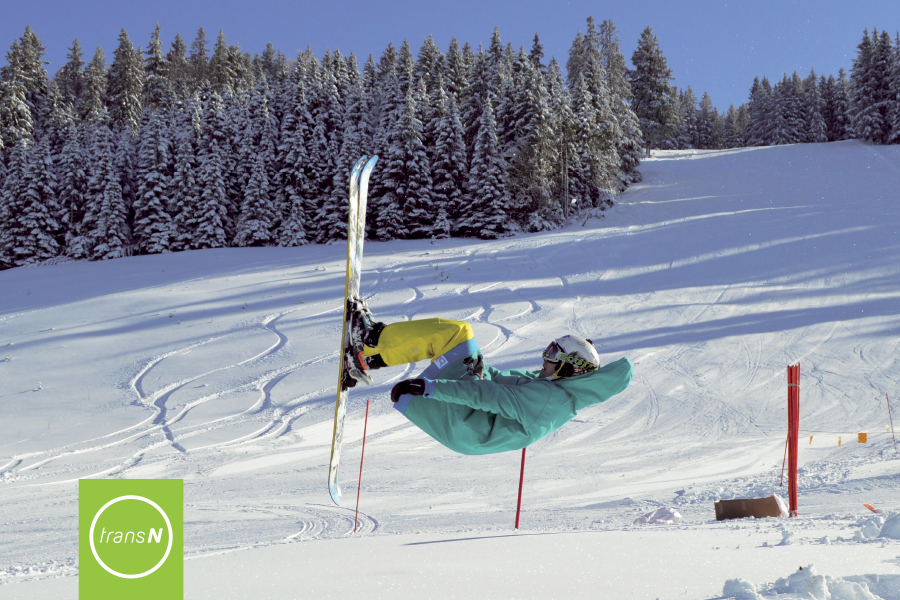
top-left (1, 140), bottom-right (899, 599)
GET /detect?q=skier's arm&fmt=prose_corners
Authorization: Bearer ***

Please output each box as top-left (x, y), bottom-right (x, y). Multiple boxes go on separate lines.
top-left (483, 365), bottom-right (539, 385)
top-left (429, 379), bottom-right (551, 425)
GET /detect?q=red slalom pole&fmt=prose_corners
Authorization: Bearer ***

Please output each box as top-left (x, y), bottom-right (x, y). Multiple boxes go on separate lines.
top-left (515, 447), bottom-right (526, 529)
top-left (787, 364), bottom-right (800, 517)
top-left (354, 400), bottom-right (370, 533)
top-left (888, 394), bottom-right (898, 454)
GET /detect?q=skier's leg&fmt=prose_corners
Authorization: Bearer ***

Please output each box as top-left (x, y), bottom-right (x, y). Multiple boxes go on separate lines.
top-left (379, 319), bottom-right (482, 415)
top-left (364, 318), bottom-right (477, 368)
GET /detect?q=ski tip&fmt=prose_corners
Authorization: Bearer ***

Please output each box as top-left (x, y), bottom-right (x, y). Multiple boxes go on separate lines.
top-left (329, 481), bottom-right (342, 506)
top-left (364, 156), bottom-right (378, 172)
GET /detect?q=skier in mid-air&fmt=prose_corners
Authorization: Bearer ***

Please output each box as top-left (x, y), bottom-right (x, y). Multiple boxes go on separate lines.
top-left (344, 301), bottom-right (633, 455)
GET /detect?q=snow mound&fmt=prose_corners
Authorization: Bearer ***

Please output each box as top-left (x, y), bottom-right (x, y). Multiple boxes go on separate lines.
top-left (723, 578), bottom-right (759, 600)
top-left (877, 513), bottom-right (900, 540)
top-left (633, 507), bottom-right (682, 525)
top-left (723, 565), bottom-right (884, 600)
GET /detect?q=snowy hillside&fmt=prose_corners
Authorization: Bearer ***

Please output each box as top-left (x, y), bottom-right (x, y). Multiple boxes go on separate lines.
top-left (1, 140), bottom-right (899, 599)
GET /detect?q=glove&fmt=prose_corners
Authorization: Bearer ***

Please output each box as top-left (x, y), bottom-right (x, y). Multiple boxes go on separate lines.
top-left (391, 379), bottom-right (425, 403)
top-left (464, 354), bottom-right (484, 379)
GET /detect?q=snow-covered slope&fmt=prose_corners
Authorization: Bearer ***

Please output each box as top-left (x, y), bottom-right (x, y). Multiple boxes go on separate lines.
top-left (1, 141), bottom-right (899, 599)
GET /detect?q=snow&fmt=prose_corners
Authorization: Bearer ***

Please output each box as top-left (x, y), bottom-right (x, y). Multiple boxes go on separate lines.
top-left (1, 140), bottom-right (900, 599)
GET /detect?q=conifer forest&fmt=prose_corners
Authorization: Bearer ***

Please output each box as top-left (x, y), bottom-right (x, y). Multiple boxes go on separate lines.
top-left (1, 19), bottom-right (899, 270)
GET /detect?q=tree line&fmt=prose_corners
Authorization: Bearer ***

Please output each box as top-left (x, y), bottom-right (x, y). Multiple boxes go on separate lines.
top-left (0, 18), bottom-right (649, 269)
top-left (638, 28), bottom-right (900, 150)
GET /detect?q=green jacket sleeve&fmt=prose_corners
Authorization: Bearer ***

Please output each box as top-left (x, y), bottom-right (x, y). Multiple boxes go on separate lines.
top-left (431, 378), bottom-right (553, 426)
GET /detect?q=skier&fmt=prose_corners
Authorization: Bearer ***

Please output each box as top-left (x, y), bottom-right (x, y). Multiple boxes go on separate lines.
top-left (346, 302), bottom-right (633, 455)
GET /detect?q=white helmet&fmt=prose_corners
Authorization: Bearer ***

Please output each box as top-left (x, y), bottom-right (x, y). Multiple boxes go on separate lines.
top-left (541, 335), bottom-right (600, 379)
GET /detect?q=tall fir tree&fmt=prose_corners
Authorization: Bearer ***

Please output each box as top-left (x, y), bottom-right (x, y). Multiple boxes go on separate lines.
top-left (79, 47), bottom-right (107, 122)
top-left (850, 29), bottom-right (887, 143)
top-left (169, 95), bottom-right (202, 251)
top-left (0, 140), bottom-right (29, 268)
top-left (55, 39), bottom-right (85, 107)
top-left (166, 34), bottom-right (191, 97)
top-left (803, 71), bottom-right (828, 143)
top-left (457, 96), bottom-right (512, 239)
top-left (133, 107), bottom-right (173, 253)
top-left (598, 18), bottom-right (643, 186)
top-left (107, 29), bottom-right (144, 134)
top-left (144, 24), bottom-right (173, 109)
top-left (14, 137), bottom-right (60, 264)
top-left (629, 26), bottom-right (677, 150)
top-left (193, 90), bottom-right (229, 248)
top-left (430, 77), bottom-right (468, 228)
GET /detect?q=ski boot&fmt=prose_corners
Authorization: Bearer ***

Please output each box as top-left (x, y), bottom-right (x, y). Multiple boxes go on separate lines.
top-left (345, 298), bottom-right (386, 385)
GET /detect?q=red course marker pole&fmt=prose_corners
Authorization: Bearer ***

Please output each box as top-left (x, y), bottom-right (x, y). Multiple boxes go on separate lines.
top-left (787, 364), bottom-right (800, 517)
top-left (515, 447), bottom-right (526, 529)
top-left (354, 400), bottom-right (370, 533)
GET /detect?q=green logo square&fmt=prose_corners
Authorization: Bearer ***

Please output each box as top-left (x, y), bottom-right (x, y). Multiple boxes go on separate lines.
top-left (79, 479), bottom-right (182, 599)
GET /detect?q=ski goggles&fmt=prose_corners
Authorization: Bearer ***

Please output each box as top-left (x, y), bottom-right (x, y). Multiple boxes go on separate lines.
top-left (542, 341), bottom-right (565, 363)
top-left (542, 341), bottom-right (597, 371)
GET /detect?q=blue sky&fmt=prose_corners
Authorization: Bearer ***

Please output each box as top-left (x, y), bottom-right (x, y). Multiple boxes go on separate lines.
top-left (3, 0), bottom-right (900, 111)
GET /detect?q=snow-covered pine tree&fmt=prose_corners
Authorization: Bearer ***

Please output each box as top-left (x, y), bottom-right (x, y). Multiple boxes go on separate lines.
top-left (55, 39), bottom-right (85, 108)
top-left (79, 47), bottom-right (107, 122)
top-left (784, 72), bottom-right (807, 143)
top-left (166, 34), bottom-right (190, 97)
top-left (276, 61), bottom-right (316, 246)
top-left (721, 105), bottom-right (741, 148)
top-left (570, 63), bottom-right (620, 206)
top-left (0, 58), bottom-right (34, 154)
top-left (144, 24), bottom-right (173, 109)
top-left (84, 121), bottom-right (130, 260)
top-left (504, 55), bottom-right (556, 223)
top-left (107, 29), bottom-right (144, 135)
top-left (695, 91), bottom-right (721, 149)
top-left (443, 38), bottom-right (470, 104)
top-left (6, 27), bottom-right (50, 133)
top-left (430, 76), bottom-right (468, 227)
top-left (0, 140), bottom-right (28, 269)
top-left (746, 77), bottom-right (771, 146)
top-left (461, 47), bottom-right (491, 155)
top-left (598, 19), bottom-right (644, 185)
top-left (209, 30), bottom-right (238, 94)
top-left (415, 35), bottom-right (444, 93)
top-left (629, 26), bottom-right (677, 150)
top-left (529, 33), bottom-right (545, 73)
top-left (397, 40), bottom-right (415, 98)
top-left (318, 71), bottom-right (371, 244)
top-left (233, 151), bottom-right (274, 246)
top-left (57, 123), bottom-right (89, 254)
top-left (872, 30), bottom-right (895, 143)
top-left (834, 69), bottom-right (853, 140)
top-left (133, 107), bottom-right (173, 253)
top-left (888, 33), bottom-right (900, 144)
top-left (850, 29), bottom-right (886, 143)
top-left (193, 90), bottom-right (229, 248)
top-left (310, 63), bottom-right (344, 243)
top-left (769, 77), bottom-right (793, 145)
top-left (803, 71), bottom-right (828, 143)
top-left (13, 137), bottom-right (60, 265)
top-left (457, 94), bottom-right (512, 239)
top-left (169, 95), bottom-right (202, 251)
top-left (401, 79), bottom-right (434, 238)
top-left (189, 28), bottom-right (210, 90)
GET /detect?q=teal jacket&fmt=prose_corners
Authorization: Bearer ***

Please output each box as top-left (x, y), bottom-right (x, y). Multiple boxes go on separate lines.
top-left (402, 357), bottom-right (633, 455)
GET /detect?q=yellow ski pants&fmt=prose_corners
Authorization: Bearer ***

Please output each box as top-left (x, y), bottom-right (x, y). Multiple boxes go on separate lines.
top-left (362, 318), bottom-right (475, 367)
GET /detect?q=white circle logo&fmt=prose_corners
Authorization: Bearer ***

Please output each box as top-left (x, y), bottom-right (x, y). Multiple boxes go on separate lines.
top-left (89, 495), bottom-right (173, 579)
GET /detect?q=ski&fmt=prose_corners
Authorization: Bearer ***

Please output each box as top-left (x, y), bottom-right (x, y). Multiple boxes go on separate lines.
top-left (328, 155), bottom-right (378, 506)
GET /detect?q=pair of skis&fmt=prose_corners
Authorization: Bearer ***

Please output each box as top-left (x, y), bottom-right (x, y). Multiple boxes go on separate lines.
top-left (328, 156), bottom-right (378, 506)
